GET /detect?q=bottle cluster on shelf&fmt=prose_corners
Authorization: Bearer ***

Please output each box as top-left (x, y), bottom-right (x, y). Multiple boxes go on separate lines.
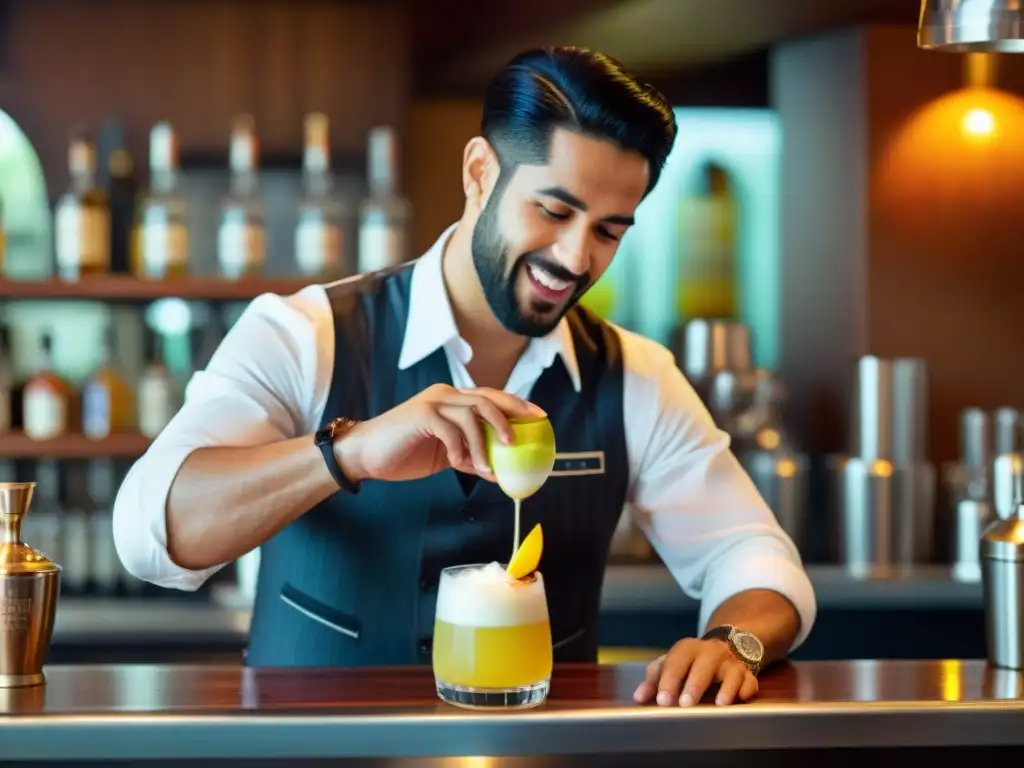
top-left (1, 113), bottom-right (411, 285)
top-left (0, 312), bottom-right (226, 446)
top-left (0, 456), bottom-right (226, 601)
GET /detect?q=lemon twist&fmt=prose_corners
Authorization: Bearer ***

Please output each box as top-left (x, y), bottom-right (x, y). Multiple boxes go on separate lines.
top-left (506, 523), bottom-right (543, 580)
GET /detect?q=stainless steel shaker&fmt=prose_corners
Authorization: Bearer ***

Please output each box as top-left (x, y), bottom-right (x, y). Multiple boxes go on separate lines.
top-left (982, 491), bottom-right (1024, 670)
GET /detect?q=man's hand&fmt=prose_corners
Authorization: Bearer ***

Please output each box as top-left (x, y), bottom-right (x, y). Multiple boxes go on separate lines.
top-left (632, 638), bottom-right (758, 707)
top-left (337, 384), bottom-right (546, 483)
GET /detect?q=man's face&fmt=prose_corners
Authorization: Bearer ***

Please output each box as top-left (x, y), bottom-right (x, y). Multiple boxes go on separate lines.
top-left (471, 128), bottom-right (649, 337)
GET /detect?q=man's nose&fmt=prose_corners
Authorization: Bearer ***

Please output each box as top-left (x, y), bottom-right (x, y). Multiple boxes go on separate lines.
top-left (552, 226), bottom-right (590, 278)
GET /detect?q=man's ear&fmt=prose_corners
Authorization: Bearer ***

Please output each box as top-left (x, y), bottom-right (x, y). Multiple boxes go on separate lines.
top-left (462, 136), bottom-right (500, 212)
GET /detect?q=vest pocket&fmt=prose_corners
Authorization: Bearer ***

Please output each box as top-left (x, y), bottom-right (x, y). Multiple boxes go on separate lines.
top-left (280, 583), bottom-right (361, 640)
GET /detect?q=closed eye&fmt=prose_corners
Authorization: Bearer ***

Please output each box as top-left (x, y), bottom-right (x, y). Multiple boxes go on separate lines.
top-left (538, 204), bottom-right (570, 221)
top-left (596, 226), bottom-right (620, 242)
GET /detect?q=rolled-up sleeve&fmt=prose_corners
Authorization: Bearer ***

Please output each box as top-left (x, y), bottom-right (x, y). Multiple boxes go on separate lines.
top-left (112, 286), bottom-right (334, 591)
top-left (620, 330), bottom-right (817, 650)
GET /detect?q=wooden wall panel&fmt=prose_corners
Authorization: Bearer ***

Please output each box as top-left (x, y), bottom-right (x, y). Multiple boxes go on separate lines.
top-left (404, 99), bottom-right (480, 256)
top-left (0, 0), bottom-right (410, 195)
top-left (774, 25), bottom-right (1024, 464)
top-left (863, 27), bottom-right (1024, 464)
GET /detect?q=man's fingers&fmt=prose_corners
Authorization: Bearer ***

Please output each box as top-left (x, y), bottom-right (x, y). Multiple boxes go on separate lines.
top-left (634, 639), bottom-right (762, 708)
top-left (460, 388), bottom-right (546, 425)
top-left (656, 643), bottom-right (698, 706)
top-left (678, 649), bottom-right (719, 706)
top-left (713, 664), bottom-right (747, 706)
top-left (738, 672), bottom-right (759, 702)
top-left (427, 412), bottom-right (471, 471)
top-left (437, 404), bottom-right (491, 476)
top-left (632, 653), bottom-right (666, 703)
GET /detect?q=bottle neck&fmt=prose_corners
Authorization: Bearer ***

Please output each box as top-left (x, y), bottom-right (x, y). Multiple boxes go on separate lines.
top-left (231, 170), bottom-right (258, 196)
top-left (70, 168), bottom-right (97, 194)
top-left (151, 169), bottom-right (179, 195)
top-left (38, 342), bottom-right (54, 372)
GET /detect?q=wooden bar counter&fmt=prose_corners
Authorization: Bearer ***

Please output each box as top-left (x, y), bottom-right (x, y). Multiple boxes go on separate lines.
top-left (1, 661), bottom-right (1023, 765)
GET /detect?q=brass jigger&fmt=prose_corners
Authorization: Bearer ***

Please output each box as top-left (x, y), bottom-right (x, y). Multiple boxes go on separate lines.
top-left (0, 482), bottom-right (61, 688)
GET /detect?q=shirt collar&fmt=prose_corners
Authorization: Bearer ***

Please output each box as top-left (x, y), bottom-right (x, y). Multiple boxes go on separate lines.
top-left (397, 223), bottom-right (581, 392)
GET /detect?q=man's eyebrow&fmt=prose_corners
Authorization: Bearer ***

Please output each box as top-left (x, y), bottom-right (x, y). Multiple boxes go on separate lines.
top-left (537, 186), bottom-right (588, 210)
top-left (536, 186), bottom-right (634, 226)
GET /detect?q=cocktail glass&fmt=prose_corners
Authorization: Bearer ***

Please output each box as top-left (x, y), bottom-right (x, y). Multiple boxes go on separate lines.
top-left (432, 562), bottom-right (553, 709)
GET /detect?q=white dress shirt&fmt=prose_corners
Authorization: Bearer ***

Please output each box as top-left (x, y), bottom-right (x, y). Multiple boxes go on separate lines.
top-left (113, 224), bottom-right (817, 649)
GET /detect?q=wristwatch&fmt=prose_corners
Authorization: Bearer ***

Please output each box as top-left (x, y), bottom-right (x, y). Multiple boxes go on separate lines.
top-left (702, 624), bottom-right (765, 675)
top-left (315, 416), bottom-right (362, 494)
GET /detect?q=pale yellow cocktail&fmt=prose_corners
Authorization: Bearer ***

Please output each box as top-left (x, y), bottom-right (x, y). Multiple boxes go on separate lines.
top-left (432, 562), bottom-right (552, 709)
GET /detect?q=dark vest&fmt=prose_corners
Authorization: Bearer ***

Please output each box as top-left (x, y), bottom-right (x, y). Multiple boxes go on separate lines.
top-left (245, 264), bottom-right (629, 667)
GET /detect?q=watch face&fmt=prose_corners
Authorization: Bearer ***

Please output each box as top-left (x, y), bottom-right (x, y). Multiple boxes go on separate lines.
top-left (733, 631), bottom-right (764, 661)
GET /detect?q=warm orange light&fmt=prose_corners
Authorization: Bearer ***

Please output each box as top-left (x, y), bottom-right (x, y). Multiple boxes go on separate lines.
top-left (875, 86), bottom-right (1024, 234)
top-left (961, 107), bottom-right (996, 138)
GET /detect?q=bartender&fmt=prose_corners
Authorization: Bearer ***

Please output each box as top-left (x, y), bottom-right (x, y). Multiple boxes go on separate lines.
top-left (113, 45), bottom-right (816, 708)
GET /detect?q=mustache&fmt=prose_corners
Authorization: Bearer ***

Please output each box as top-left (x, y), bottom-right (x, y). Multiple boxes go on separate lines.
top-left (518, 253), bottom-right (588, 287)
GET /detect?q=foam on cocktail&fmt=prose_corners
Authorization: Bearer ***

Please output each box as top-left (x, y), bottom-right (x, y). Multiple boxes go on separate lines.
top-left (435, 562), bottom-right (548, 628)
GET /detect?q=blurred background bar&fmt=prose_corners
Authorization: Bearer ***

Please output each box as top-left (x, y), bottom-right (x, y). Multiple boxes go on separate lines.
top-left (0, 0), bottom-right (1022, 664)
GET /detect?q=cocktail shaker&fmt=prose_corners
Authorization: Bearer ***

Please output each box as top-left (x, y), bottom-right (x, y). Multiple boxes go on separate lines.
top-left (982, 480), bottom-right (1024, 670)
top-left (0, 482), bottom-right (61, 688)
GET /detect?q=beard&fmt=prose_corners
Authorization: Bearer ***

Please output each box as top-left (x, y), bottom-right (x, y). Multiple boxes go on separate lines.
top-left (470, 190), bottom-right (589, 338)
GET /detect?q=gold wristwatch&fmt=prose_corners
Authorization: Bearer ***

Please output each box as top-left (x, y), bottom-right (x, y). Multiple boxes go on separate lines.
top-left (702, 624), bottom-right (765, 676)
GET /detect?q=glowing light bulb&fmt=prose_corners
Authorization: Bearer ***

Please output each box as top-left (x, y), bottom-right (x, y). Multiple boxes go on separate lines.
top-left (962, 107), bottom-right (995, 138)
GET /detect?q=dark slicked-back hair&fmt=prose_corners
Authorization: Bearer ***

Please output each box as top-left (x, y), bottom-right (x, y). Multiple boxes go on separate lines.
top-left (481, 46), bottom-right (677, 195)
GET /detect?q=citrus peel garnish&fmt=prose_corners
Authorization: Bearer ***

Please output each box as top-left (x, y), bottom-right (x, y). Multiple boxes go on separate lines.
top-left (506, 523), bottom-right (543, 580)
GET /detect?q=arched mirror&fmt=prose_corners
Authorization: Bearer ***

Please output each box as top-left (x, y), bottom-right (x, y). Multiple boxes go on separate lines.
top-left (0, 108), bottom-right (51, 279)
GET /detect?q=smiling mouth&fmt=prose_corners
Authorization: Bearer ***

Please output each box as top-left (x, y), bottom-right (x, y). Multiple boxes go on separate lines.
top-left (525, 262), bottom-right (576, 303)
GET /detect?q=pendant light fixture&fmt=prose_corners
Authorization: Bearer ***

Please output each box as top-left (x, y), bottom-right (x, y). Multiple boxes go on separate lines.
top-left (919, 0), bottom-right (1024, 52)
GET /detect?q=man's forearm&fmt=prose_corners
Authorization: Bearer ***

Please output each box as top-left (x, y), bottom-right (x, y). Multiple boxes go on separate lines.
top-left (703, 589), bottom-right (801, 665)
top-left (166, 435), bottom-right (340, 571)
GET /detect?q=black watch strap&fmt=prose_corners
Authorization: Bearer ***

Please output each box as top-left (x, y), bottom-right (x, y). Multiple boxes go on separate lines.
top-left (702, 624), bottom-right (734, 643)
top-left (315, 417), bottom-right (362, 494)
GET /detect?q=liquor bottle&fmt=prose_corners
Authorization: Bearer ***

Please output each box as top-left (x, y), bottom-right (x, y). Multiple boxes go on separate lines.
top-left (81, 323), bottom-right (134, 439)
top-left (0, 324), bottom-right (11, 434)
top-left (54, 133), bottom-right (111, 281)
top-left (295, 113), bottom-right (346, 279)
top-left (133, 122), bottom-right (189, 280)
top-left (22, 331), bottom-right (71, 441)
top-left (60, 460), bottom-right (91, 595)
top-left (357, 126), bottom-right (410, 274)
top-left (87, 458), bottom-right (121, 596)
top-left (676, 161), bottom-right (737, 320)
top-left (137, 328), bottom-right (174, 438)
top-left (218, 115), bottom-right (265, 280)
top-left (106, 148), bottom-right (136, 274)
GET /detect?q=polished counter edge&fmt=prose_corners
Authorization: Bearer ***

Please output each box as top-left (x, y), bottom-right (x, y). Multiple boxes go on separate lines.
top-left (2, 699), bottom-right (1024, 759)
top-left (52, 565), bottom-right (982, 644)
top-left (3, 661), bottom-right (1022, 760)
